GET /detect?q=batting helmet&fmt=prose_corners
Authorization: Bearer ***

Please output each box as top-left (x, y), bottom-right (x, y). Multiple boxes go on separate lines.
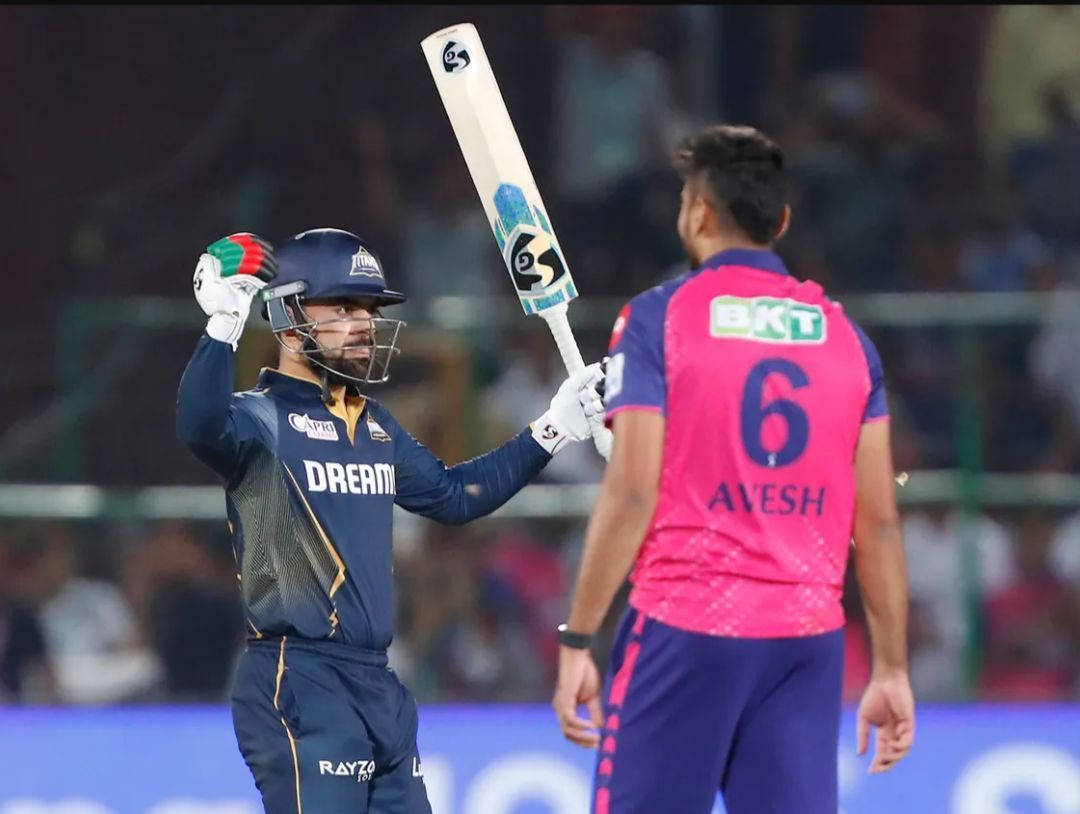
top-left (261, 228), bottom-right (406, 388)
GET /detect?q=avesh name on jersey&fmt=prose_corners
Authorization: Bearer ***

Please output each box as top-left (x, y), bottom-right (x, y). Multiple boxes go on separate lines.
top-left (708, 481), bottom-right (826, 517)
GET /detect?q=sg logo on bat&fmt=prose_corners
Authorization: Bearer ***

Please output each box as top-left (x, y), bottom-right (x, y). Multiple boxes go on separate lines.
top-left (442, 40), bottom-right (471, 73)
top-left (504, 226), bottom-right (567, 294)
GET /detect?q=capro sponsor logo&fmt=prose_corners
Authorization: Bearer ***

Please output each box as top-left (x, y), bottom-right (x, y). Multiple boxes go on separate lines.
top-left (289, 413), bottom-right (339, 441)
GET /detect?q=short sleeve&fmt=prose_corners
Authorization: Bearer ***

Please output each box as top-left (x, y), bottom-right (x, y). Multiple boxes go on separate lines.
top-left (604, 289), bottom-right (669, 425)
top-left (849, 318), bottom-right (889, 422)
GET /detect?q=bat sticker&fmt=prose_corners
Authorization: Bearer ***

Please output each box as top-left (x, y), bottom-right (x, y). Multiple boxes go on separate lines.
top-left (505, 227), bottom-right (567, 293)
top-left (442, 40), bottom-right (471, 73)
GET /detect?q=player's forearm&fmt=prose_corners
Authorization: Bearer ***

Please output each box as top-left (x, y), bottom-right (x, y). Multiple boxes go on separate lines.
top-left (853, 516), bottom-right (909, 676)
top-left (176, 334), bottom-right (235, 447)
top-left (425, 429), bottom-right (550, 525)
top-left (566, 478), bottom-right (656, 634)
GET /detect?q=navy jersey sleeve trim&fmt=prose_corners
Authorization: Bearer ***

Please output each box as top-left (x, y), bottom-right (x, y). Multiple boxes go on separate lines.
top-left (370, 402), bottom-right (549, 525)
top-left (846, 317), bottom-right (889, 422)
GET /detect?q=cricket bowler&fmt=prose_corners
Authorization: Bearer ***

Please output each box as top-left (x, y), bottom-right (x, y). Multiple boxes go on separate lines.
top-left (552, 125), bottom-right (914, 813)
top-left (176, 228), bottom-right (605, 813)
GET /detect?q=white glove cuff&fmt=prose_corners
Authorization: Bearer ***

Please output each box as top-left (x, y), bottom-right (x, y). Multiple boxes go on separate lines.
top-left (531, 412), bottom-right (572, 456)
top-left (206, 312), bottom-right (245, 350)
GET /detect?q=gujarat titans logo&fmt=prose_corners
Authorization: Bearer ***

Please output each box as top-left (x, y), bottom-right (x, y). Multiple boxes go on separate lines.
top-left (505, 227), bottom-right (567, 294)
top-left (441, 40), bottom-right (470, 73)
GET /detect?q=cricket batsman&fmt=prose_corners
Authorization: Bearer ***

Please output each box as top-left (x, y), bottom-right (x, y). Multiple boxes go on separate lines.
top-left (552, 125), bottom-right (914, 813)
top-left (176, 227), bottom-right (605, 813)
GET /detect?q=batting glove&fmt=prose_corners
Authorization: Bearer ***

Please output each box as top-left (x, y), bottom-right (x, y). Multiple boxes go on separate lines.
top-left (194, 233), bottom-right (278, 349)
top-left (531, 362), bottom-right (605, 456)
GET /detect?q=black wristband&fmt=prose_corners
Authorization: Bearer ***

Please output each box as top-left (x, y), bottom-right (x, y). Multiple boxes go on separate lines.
top-left (557, 623), bottom-right (594, 649)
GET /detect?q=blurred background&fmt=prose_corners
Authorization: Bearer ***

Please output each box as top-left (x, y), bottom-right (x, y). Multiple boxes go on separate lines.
top-left (3, 5), bottom-right (1080, 812)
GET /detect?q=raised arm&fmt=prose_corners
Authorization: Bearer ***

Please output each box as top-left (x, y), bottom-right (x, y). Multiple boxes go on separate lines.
top-left (176, 233), bottom-right (278, 480)
top-left (176, 334), bottom-right (247, 478)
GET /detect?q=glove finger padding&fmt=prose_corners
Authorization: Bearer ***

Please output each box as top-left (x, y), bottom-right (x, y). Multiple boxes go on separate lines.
top-left (206, 233), bottom-right (278, 284)
top-left (579, 362), bottom-right (606, 419)
top-left (195, 233), bottom-right (276, 350)
top-left (580, 390), bottom-right (605, 421)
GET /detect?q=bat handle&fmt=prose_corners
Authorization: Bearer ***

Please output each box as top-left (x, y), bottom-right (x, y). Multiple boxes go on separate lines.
top-left (540, 306), bottom-right (613, 461)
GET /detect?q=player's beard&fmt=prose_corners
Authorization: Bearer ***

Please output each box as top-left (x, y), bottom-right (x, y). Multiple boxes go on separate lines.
top-left (302, 337), bottom-right (373, 387)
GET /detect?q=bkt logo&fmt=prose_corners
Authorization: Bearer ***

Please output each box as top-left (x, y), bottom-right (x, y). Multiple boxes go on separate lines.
top-left (319, 758), bottom-right (376, 783)
top-left (303, 460), bottom-right (396, 495)
top-left (710, 296), bottom-right (826, 344)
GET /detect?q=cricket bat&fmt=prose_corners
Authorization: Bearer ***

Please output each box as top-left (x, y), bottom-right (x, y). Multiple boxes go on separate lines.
top-left (421, 23), bottom-right (612, 461)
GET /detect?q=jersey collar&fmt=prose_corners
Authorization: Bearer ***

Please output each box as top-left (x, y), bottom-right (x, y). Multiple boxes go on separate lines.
top-left (698, 248), bottom-right (790, 277)
top-left (257, 367), bottom-right (363, 403)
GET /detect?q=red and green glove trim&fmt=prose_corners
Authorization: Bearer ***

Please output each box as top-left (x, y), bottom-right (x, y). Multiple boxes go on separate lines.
top-left (206, 233), bottom-right (278, 283)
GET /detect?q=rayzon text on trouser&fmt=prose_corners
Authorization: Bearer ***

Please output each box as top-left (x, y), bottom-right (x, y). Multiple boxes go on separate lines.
top-left (708, 482), bottom-right (826, 516)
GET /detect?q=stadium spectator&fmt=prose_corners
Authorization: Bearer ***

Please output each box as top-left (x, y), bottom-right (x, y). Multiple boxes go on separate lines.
top-left (979, 6), bottom-right (1080, 175)
top-left (979, 509), bottom-right (1077, 701)
top-left (122, 521), bottom-right (243, 702)
top-left (28, 523), bottom-right (160, 704)
top-left (787, 71), bottom-right (944, 291)
top-left (0, 533), bottom-right (53, 705)
top-left (903, 506), bottom-right (1015, 700)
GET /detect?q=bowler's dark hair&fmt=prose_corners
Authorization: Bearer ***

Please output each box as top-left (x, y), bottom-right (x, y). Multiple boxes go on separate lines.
top-left (673, 125), bottom-right (788, 245)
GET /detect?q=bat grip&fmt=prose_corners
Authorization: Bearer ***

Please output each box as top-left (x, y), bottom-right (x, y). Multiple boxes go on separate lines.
top-left (540, 306), bottom-right (612, 461)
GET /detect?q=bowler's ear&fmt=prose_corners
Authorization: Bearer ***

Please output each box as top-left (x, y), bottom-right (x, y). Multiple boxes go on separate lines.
top-left (775, 205), bottom-right (792, 241)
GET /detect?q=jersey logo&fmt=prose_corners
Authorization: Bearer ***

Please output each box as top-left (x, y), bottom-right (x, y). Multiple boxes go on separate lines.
top-left (349, 247), bottom-right (383, 279)
top-left (367, 416), bottom-right (392, 443)
top-left (289, 413), bottom-right (340, 441)
top-left (318, 758), bottom-right (376, 782)
top-left (605, 353), bottom-right (625, 402)
top-left (710, 296), bottom-right (826, 344)
top-left (304, 460), bottom-right (396, 495)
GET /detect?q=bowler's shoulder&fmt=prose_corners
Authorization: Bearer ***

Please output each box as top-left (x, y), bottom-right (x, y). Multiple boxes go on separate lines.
top-left (625, 270), bottom-right (698, 318)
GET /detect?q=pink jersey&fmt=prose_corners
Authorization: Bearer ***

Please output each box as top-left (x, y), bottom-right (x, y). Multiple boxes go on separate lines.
top-left (604, 249), bottom-right (888, 638)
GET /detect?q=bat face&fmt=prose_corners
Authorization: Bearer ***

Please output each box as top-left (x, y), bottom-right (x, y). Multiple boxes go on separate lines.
top-left (421, 24), bottom-right (579, 317)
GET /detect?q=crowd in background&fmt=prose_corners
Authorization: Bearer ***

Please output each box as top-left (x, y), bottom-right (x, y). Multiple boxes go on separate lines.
top-left (2, 6), bottom-right (1080, 706)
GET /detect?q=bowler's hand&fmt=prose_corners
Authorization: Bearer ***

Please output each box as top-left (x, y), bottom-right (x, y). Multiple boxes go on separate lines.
top-left (552, 647), bottom-right (604, 748)
top-left (857, 671), bottom-right (916, 774)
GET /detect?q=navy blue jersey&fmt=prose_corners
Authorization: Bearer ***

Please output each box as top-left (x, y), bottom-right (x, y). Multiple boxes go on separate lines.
top-left (176, 335), bottom-right (550, 650)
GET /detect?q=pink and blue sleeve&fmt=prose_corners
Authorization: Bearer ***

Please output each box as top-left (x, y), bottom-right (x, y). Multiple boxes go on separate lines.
top-left (604, 288), bottom-right (670, 425)
top-left (849, 318), bottom-right (889, 423)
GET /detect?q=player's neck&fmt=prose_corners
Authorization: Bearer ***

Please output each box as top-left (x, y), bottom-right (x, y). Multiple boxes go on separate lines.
top-left (694, 235), bottom-right (772, 262)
